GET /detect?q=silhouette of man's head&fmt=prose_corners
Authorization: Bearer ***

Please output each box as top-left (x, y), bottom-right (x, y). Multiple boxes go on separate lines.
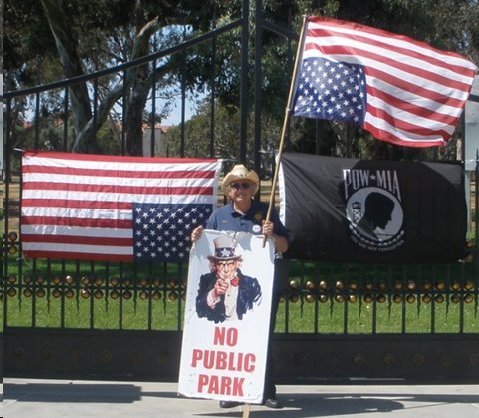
top-left (362, 192), bottom-right (394, 229)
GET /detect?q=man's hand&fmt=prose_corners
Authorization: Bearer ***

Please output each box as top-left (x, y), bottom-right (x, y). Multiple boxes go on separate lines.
top-left (191, 225), bottom-right (204, 242)
top-left (262, 219), bottom-right (274, 237)
top-left (213, 278), bottom-right (229, 297)
top-left (262, 219), bottom-right (289, 253)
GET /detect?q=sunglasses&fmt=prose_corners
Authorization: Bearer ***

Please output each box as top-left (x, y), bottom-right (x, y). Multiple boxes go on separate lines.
top-left (230, 182), bottom-right (252, 190)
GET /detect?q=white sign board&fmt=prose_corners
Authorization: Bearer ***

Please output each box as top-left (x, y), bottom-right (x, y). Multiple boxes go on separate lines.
top-left (465, 75), bottom-right (479, 171)
top-left (178, 229), bottom-right (275, 404)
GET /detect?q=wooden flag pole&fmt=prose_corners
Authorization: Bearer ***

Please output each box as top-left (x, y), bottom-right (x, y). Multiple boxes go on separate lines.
top-left (263, 15), bottom-right (309, 246)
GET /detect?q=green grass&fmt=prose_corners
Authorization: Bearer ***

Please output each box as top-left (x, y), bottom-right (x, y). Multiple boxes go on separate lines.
top-left (3, 292), bottom-right (479, 337)
top-left (2, 237), bottom-right (478, 334)
top-left (5, 291), bottom-right (478, 333)
top-left (5, 293), bottom-right (186, 330)
top-left (274, 295), bottom-right (478, 334)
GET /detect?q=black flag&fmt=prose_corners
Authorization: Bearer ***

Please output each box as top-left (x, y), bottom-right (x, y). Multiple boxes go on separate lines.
top-left (279, 153), bottom-right (467, 263)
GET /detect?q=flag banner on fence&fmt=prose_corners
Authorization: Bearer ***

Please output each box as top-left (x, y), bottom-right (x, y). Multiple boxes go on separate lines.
top-left (292, 16), bottom-right (478, 148)
top-left (278, 152), bottom-right (467, 263)
top-left (21, 151), bottom-right (222, 262)
top-left (178, 230), bottom-right (275, 403)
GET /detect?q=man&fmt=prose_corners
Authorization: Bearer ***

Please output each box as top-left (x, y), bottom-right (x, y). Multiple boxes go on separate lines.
top-left (196, 235), bottom-right (262, 323)
top-left (191, 164), bottom-right (289, 409)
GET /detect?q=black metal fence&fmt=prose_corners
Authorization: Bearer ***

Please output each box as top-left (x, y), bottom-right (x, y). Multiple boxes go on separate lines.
top-left (2, 0), bottom-right (479, 381)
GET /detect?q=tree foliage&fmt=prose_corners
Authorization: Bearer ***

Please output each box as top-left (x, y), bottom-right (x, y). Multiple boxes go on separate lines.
top-left (4, 0), bottom-right (232, 154)
top-left (4, 0), bottom-right (478, 160)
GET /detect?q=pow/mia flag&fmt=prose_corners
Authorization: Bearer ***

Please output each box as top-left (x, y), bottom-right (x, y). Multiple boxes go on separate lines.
top-left (278, 153), bottom-right (467, 263)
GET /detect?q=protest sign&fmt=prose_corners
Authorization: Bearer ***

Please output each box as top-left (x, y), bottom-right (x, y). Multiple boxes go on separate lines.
top-left (178, 229), bottom-right (275, 404)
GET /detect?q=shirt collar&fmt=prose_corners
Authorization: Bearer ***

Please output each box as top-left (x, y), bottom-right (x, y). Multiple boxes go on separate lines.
top-left (229, 200), bottom-right (258, 218)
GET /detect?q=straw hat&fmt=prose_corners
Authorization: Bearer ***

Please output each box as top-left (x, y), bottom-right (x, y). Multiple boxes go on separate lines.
top-left (222, 164), bottom-right (260, 195)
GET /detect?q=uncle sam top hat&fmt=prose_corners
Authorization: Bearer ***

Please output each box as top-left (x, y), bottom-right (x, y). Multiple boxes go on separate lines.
top-left (207, 235), bottom-right (242, 261)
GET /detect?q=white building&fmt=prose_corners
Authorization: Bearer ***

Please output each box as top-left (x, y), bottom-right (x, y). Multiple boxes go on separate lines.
top-left (142, 124), bottom-right (170, 157)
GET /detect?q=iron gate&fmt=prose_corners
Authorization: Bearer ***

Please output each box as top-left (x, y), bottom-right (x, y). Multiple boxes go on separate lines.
top-left (2, 0), bottom-right (479, 382)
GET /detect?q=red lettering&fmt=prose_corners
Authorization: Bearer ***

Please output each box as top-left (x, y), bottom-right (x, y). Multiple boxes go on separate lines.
top-left (191, 349), bottom-right (256, 372)
top-left (196, 375), bottom-right (245, 396)
top-left (220, 376), bottom-right (232, 394)
top-left (213, 326), bottom-right (238, 346)
top-left (204, 350), bottom-right (214, 369)
top-left (227, 351), bottom-right (241, 371)
top-left (216, 351), bottom-right (227, 369)
top-left (209, 375), bottom-right (219, 393)
top-left (244, 353), bottom-right (256, 372)
top-left (233, 377), bottom-right (244, 396)
top-left (191, 349), bottom-right (202, 367)
top-left (213, 327), bottom-right (226, 345)
top-left (227, 352), bottom-right (237, 371)
top-left (225, 328), bottom-right (238, 346)
top-left (197, 374), bottom-right (208, 392)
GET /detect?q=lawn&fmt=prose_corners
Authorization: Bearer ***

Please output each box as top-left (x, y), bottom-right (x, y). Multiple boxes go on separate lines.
top-left (3, 258), bottom-right (478, 334)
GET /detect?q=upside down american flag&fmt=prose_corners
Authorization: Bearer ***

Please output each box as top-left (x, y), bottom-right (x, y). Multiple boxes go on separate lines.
top-left (292, 16), bottom-right (478, 147)
top-left (21, 151), bottom-right (222, 262)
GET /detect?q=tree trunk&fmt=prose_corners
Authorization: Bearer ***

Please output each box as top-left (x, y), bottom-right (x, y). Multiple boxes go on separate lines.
top-left (41, 1), bottom-right (165, 155)
top-left (40, 0), bottom-right (94, 151)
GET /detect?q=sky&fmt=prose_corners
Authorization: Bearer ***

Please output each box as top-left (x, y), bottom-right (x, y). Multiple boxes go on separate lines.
top-left (162, 100), bottom-right (196, 126)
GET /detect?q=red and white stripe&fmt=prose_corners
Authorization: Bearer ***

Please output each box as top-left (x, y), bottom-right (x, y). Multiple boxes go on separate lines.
top-left (21, 151), bottom-right (222, 261)
top-left (303, 17), bottom-right (478, 147)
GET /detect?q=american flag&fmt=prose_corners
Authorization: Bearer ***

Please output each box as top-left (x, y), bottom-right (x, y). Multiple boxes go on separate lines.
top-left (21, 151), bottom-right (222, 262)
top-left (292, 16), bottom-right (478, 147)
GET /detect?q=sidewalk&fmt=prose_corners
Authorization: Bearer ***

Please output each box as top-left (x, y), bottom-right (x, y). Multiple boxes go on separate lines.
top-left (2, 378), bottom-right (479, 418)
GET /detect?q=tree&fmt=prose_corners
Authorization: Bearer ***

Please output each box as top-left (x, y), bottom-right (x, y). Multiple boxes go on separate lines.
top-left (4, 0), bottom-right (478, 159)
top-left (4, 0), bottom-right (235, 155)
top-left (166, 96), bottom-right (293, 177)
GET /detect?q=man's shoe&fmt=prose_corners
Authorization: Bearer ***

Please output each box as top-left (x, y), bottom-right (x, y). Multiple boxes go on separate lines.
top-left (264, 397), bottom-right (282, 409)
top-left (219, 401), bottom-right (243, 409)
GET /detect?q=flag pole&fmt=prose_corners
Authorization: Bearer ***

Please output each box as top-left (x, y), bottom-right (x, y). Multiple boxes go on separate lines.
top-left (263, 14), bottom-right (309, 245)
